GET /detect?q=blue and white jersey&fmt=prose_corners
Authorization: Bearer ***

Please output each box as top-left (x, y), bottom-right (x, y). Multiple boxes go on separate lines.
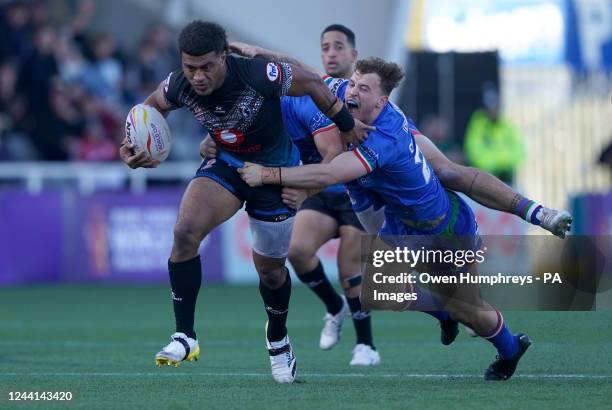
top-left (346, 102), bottom-right (459, 234)
top-left (280, 96), bottom-right (335, 165)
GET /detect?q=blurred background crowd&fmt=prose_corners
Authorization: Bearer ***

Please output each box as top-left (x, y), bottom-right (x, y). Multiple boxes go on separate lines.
top-left (0, 0), bottom-right (198, 162)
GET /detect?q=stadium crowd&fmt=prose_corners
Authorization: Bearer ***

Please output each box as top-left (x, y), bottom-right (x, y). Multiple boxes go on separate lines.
top-left (0, 0), bottom-right (200, 161)
top-left (0, 0), bottom-right (474, 166)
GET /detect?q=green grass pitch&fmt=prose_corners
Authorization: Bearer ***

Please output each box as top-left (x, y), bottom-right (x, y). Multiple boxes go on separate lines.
top-left (1, 285), bottom-right (611, 409)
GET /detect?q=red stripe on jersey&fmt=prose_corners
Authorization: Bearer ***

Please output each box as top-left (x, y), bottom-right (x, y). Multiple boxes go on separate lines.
top-left (312, 123), bottom-right (337, 137)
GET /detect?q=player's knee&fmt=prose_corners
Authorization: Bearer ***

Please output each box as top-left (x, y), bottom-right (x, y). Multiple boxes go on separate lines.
top-left (259, 267), bottom-right (287, 289)
top-left (288, 242), bottom-right (315, 270)
top-left (173, 222), bottom-right (206, 254)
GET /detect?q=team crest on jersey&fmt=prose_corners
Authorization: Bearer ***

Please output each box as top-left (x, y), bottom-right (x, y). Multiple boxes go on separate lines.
top-left (266, 63), bottom-right (279, 82)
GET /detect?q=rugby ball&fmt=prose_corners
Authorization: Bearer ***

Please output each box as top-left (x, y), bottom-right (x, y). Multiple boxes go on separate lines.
top-left (125, 104), bottom-right (172, 162)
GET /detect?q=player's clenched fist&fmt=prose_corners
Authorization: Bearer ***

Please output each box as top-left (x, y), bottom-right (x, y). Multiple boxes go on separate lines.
top-left (118, 137), bottom-right (160, 169)
top-left (237, 162), bottom-right (265, 186)
top-left (341, 118), bottom-right (375, 147)
top-left (199, 134), bottom-right (217, 159)
top-left (281, 187), bottom-right (309, 209)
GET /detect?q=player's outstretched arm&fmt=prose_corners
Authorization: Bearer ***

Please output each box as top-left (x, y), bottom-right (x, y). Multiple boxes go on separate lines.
top-left (415, 134), bottom-right (513, 211)
top-left (415, 134), bottom-right (572, 238)
top-left (238, 150), bottom-right (367, 189)
top-left (229, 41), bottom-right (321, 75)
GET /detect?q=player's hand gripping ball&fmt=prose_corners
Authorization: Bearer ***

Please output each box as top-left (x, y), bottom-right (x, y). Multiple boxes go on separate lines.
top-left (125, 104), bottom-right (172, 162)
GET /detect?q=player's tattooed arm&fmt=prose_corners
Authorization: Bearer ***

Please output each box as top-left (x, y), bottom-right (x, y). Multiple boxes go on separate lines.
top-left (414, 134), bottom-right (524, 213)
top-left (239, 151), bottom-right (367, 189)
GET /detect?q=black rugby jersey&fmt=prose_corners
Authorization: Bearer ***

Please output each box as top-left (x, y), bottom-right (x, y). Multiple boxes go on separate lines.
top-left (164, 55), bottom-right (299, 167)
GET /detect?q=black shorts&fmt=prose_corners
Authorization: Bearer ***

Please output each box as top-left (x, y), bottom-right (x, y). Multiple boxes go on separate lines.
top-left (195, 158), bottom-right (296, 222)
top-left (300, 190), bottom-right (364, 231)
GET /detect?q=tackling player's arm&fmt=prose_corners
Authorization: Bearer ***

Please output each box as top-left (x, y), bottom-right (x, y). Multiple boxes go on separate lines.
top-left (120, 81), bottom-right (175, 169)
top-left (238, 150), bottom-right (367, 189)
top-left (284, 126), bottom-right (344, 204)
top-left (314, 126), bottom-right (343, 163)
top-left (415, 134), bottom-right (525, 213)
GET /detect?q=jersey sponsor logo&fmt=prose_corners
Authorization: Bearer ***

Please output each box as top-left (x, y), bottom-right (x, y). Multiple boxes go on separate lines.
top-left (224, 144), bottom-right (262, 154)
top-left (214, 128), bottom-right (245, 146)
top-left (266, 62), bottom-right (279, 82)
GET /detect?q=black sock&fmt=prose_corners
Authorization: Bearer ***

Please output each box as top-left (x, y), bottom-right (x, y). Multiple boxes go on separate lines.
top-left (298, 261), bottom-right (343, 315)
top-left (168, 255), bottom-right (202, 339)
top-left (347, 296), bottom-right (374, 349)
top-left (260, 269), bottom-right (292, 342)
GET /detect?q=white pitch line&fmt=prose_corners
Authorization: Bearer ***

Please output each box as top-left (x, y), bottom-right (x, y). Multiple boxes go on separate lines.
top-left (0, 372), bottom-right (610, 379)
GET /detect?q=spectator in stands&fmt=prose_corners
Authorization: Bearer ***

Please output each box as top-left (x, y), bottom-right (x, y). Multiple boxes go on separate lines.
top-left (32, 83), bottom-right (85, 160)
top-left (464, 83), bottom-right (524, 185)
top-left (0, 0), bottom-right (197, 162)
top-left (79, 32), bottom-right (124, 106)
top-left (0, 61), bottom-right (36, 160)
top-left (0, 1), bottom-right (33, 64)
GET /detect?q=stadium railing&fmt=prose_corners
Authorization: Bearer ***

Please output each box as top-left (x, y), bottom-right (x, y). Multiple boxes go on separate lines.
top-left (0, 161), bottom-right (198, 194)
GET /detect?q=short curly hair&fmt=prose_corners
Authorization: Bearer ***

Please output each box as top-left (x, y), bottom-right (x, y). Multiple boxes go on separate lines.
top-left (355, 57), bottom-right (404, 95)
top-left (178, 20), bottom-right (228, 56)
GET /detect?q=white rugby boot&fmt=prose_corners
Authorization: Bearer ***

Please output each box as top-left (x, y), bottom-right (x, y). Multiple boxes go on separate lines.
top-left (349, 344), bottom-right (380, 366)
top-left (155, 332), bottom-right (200, 367)
top-left (266, 323), bottom-right (297, 383)
top-left (319, 296), bottom-right (349, 350)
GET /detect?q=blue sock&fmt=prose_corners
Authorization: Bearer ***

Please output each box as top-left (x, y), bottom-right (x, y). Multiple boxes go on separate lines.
top-left (486, 320), bottom-right (519, 359)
